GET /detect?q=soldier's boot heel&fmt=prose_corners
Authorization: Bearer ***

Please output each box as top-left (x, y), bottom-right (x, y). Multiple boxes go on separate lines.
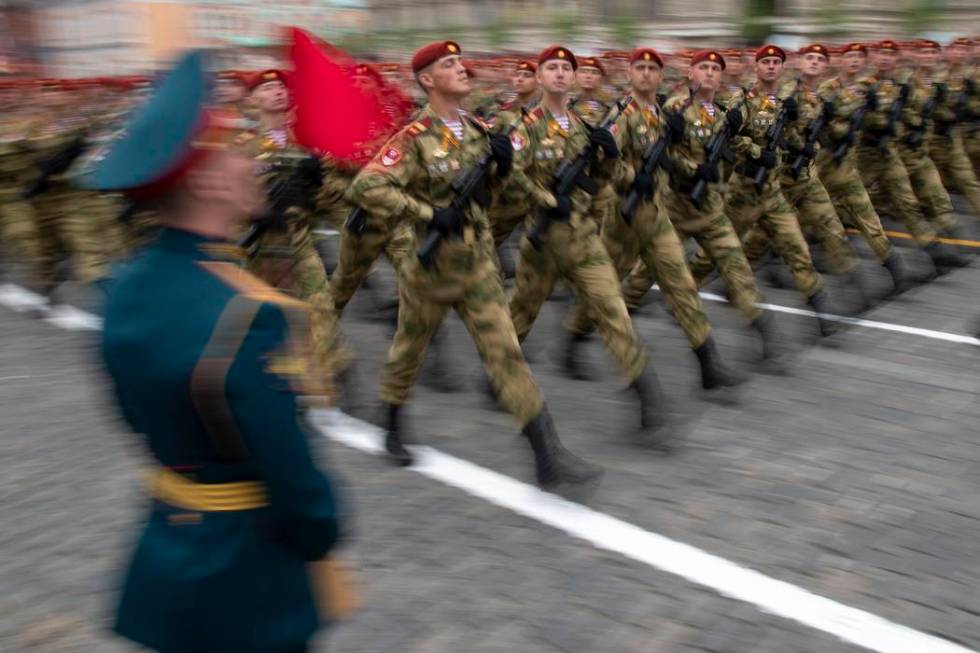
top-left (846, 268), bottom-right (873, 312)
top-left (805, 288), bottom-right (840, 338)
top-left (925, 241), bottom-right (971, 276)
top-left (694, 337), bottom-right (745, 404)
top-left (751, 311), bottom-right (792, 375)
top-left (629, 365), bottom-right (673, 448)
top-left (522, 408), bottom-right (602, 489)
top-left (882, 252), bottom-right (912, 297)
top-left (382, 402), bottom-right (413, 467)
top-left (558, 330), bottom-right (596, 381)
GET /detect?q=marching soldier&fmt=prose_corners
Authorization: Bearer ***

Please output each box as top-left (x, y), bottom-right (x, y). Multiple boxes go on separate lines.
top-left (241, 69), bottom-right (354, 403)
top-left (560, 47), bottom-right (744, 399)
top-left (620, 50), bottom-right (793, 372)
top-left (87, 51), bottom-right (346, 653)
top-left (686, 44), bottom-right (839, 337)
top-left (347, 40), bottom-right (601, 488)
top-left (572, 56), bottom-right (611, 125)
top-left (506, 45), bottom-right (672, 441)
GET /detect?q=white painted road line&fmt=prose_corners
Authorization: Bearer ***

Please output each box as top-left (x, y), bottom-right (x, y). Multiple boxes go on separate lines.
top-left (0, 283), bottom-right (102, 331)
top-left (2, 282), bottom-right (976, 651)
top-left (311, 410), bottom-right (975, 653)
top-left (650, 285), bottom-right (980, 347)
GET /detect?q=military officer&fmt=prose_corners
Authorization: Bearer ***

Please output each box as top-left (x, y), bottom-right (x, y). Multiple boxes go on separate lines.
top-left (86, 51), bottom-right (346, 653)
top-left (347, 40), bottom-right (601, 488)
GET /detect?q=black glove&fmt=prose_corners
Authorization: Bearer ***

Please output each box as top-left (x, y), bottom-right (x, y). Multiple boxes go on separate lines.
top-left (782, 96), bottom-right (799, 122)
top-left (432, 206), bottom-right (463, 236)
top-left (489, 133), bottom-right (514, 178)
top-left (695, 161), bottom-right (721, 183)
top-left (821, 100), bottom-right (836, 121)
top-left (548, 194), bottom-right (573, 222)
top-left (758, 149), bottom-right (777, 169)
top-left (724, 107), bottom-right (743, 134)
top-left (666, 111), bottom-right (686, 141)
top-left (865, 89), bottom-right (878, 111)
top-left (297, 155), bottom-right (324, 189)
top-left (588, 127), bottom-right (620, 159)
top-left (631, 170), bottom-right (655, 201)
top-left (802, 141), bottom-right (817, 158)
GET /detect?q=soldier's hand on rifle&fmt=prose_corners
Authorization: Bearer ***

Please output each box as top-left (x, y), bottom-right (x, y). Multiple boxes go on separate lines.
top-left (783, 96), bottom-right (800, 122)
top-left (724, 106), bottom-right (744, 134)
top-left (666, 111), bottom-right (686, 141)
top-left (489, 133), bottom-right (514, 178)
top-left (821, 100), bottom-right (836, 121)
top-left (865, 89), bottom-right (878, 111)
top-left (298, 155), bottom-right (324, 188)
top-left (758, 150), bottom-right (777, 169)
top-left (632, 170), bottom-right (655, 201)
top-left (588, 127), bottom-right (620, 159)
top-left (546, 193), bottom-right (573, 221)
top-left (802, 141), bottom-right (817, 159)
top-left (695, 161), bottom-right (721, 183)
top-left (432, 205), bottom-right (463, 237)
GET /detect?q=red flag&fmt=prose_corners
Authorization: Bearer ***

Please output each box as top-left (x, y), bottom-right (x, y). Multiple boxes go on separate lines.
top-left (288, 27), bottom-right (397, 164)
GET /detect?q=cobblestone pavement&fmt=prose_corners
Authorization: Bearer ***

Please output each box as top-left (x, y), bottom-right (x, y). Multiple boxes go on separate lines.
top-left (1, 216), bottom-right (979, 653)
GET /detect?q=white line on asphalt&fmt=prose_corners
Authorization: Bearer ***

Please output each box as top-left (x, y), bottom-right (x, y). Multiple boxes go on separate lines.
top-left (310, 409), bottom-right (975, 653)
top-left (2, 282), bottom-right (976, 652)
top-left (0, 283), bottom-right (102, 331)
top-left (650, 285), bottom-right (980, 347)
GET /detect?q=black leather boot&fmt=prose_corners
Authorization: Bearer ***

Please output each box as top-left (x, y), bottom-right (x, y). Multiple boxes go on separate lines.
top-left (694, 337), bottom-right (745, 391)
top-left (559, 330), bottom-right (596, 381)
top-left (522, 408), bottom-right (602, 489)
top-left (805, 288), bottom-right (840, 337)
top-left (751, 311), bottom-right (792, 374)
top-left (382, 402), bottom-right (413, 467)
top-left (629, 365), bottom-right (671, 446)
top-left (882, 252), bottom-right (912, 297)
top-left (925, 241), bottom-right (971, 275)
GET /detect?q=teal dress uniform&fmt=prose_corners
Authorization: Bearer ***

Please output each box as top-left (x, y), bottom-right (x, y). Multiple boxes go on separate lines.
top-left (87, 52), bottom-right (345, 653)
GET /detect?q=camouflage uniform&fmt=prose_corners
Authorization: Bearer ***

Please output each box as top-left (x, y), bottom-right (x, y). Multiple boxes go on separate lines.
top-left (243, 129), bottom-right (352, 392)
top-left (347, 106), bottom-right (545, 425)
top-left (928, 67), bottom-right (980, 220)
top-left (741, 81), bottom-right (860, 277)
top-left (566, 97), bottom-right (711, 349)
top-left (506, 103), bottom-right (647, 384)
top-left (0, 116), bottom-right (43, 280)
top-left (688, 85), bottom-right (826, 302)
top-left (487, 96), bottom-right (537, 248)
top-left (815, 76), bottom-right (894, 262)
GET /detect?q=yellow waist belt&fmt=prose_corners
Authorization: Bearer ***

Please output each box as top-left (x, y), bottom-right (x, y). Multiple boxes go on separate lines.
top-left (149, 467), bottom-right (269, 512)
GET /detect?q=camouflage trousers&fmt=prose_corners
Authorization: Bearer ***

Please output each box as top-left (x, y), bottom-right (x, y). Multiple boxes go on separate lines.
top-left (816, 149), bottom-right (893, 262)
top-left (0, 189), bottom-right (42, 277)
top-left (30, 188), bottom-right (121, 286)
top-left (929, 128), bottom-right (980, 220)
top-left (892, 145), bottom-right (957, 234)
top-left (566, 189), bottom-right (711, 349)
top-left (965, 127), bottom-right (980, 175)
top-left (488, 199), bottom-right (529, 249)
top-left (855, 144), bottom-right (937, 245)
top-left (382, 240), bottom-right (544, 425)
top-left (689, 175), bottom-right (824, 300)
top-left (330, 213), bottom-right (413, 315)
top-left (623, 187), bottom-right (764, 323)
top-left (509, 215), bottom-right (648, 383)
top-left (248, 240), bottom-right (353, 396)
top-left (741, 169), bottom-right (859, 276)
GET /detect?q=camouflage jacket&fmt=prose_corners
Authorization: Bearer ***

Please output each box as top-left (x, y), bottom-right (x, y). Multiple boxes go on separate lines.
top-left (724, 83), bottom-right (802, 173)
top-left (610, 96), bottom-right (667, 194)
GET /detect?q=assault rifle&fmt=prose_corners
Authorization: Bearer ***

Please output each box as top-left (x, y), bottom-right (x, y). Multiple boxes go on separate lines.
top-left (689, 91), bottom-right (748, 210)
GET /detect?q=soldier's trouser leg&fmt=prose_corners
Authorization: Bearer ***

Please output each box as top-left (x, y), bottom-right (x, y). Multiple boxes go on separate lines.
top-left (966, 128), bottom-right (980, 175)
top-left (858, 146), bottom-right (936, 246)
top-left (559, 226), bottom-right (648, 382)
top-left (818, 153), bottom-right (892, 261)
top-left (456, 274), bottom-right (545, 425)
top-left (31, 195), bottom-right (69, 289)
top-left (509, 231), bottom-right (562, 342)
top-left (685, 215), bottom-right (764, 322)
top-left (330, 216), bottom-right (393, 314)
top-left (899, 149), bottom-right (957, 233)
top-left (380, 283), bottom-right (449, 405)
top-left (633, 202), bottom-right (711, 348)
top-left (489, 206), bottom-right (527, 249)
top-left (0, 195), bottom-right (43, 278)
top-left (755, 194), bottom-right (823, 299)
top-left (620, 258), bottom-right (658, 310)
top-left (53, 190), bottom-right (112, 283)
top-left (785, 176), bottom-right (859, 275)
top-left (931, 130), bottom-right (980, 219)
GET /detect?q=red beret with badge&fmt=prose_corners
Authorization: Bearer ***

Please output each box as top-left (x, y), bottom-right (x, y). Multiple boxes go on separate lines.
top-left (690, 49), bottom-right (726, 70)
top-left (755, 44), bottom-right (786, 62)
top-left (630, 48), bottom-right (664, 68)
top-left (248, 69), bottom-right (288, 91)
top-left (877, 40), bottom-right (900, 52)
top-left (578, 56), bottom-right (605, 75)
top-left (949, 36), bottom-right (973, 48)
top-left (798, 43), bottom-right (830, 59)
top-left (538, 45), bottom-right (577, 70)
top-left (842, 42), bottom-right (868, 56)
top-left (411, 40), bottom-right (462, 73)
top-left (919, 39), bottom-right (942, 51)
top-left (515, 60), bottom-right (537, 73)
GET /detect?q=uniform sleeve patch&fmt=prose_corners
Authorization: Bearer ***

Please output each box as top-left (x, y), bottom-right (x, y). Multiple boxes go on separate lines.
top-left (381, 147), bottom-right (402, 166)
top-left (510, 132), bottom-right (526, 151)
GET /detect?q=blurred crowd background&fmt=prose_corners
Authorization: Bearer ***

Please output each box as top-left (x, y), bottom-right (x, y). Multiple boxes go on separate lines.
top-left (0, 0), bottom-right (977, 79)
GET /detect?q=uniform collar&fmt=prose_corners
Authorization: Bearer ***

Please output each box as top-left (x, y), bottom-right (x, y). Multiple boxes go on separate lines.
top-left (157, 227), bottom-right (246, 262)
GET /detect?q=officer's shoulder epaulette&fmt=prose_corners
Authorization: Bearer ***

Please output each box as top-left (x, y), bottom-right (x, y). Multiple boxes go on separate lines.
top-left (623, 98), bottom-right (639, 115)
top-left (405, 117), bottom-right (433, 138)
top-left (523, 107), bottom-right (546, 126)
top-left (198, 261), bottom-right (307, 311)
